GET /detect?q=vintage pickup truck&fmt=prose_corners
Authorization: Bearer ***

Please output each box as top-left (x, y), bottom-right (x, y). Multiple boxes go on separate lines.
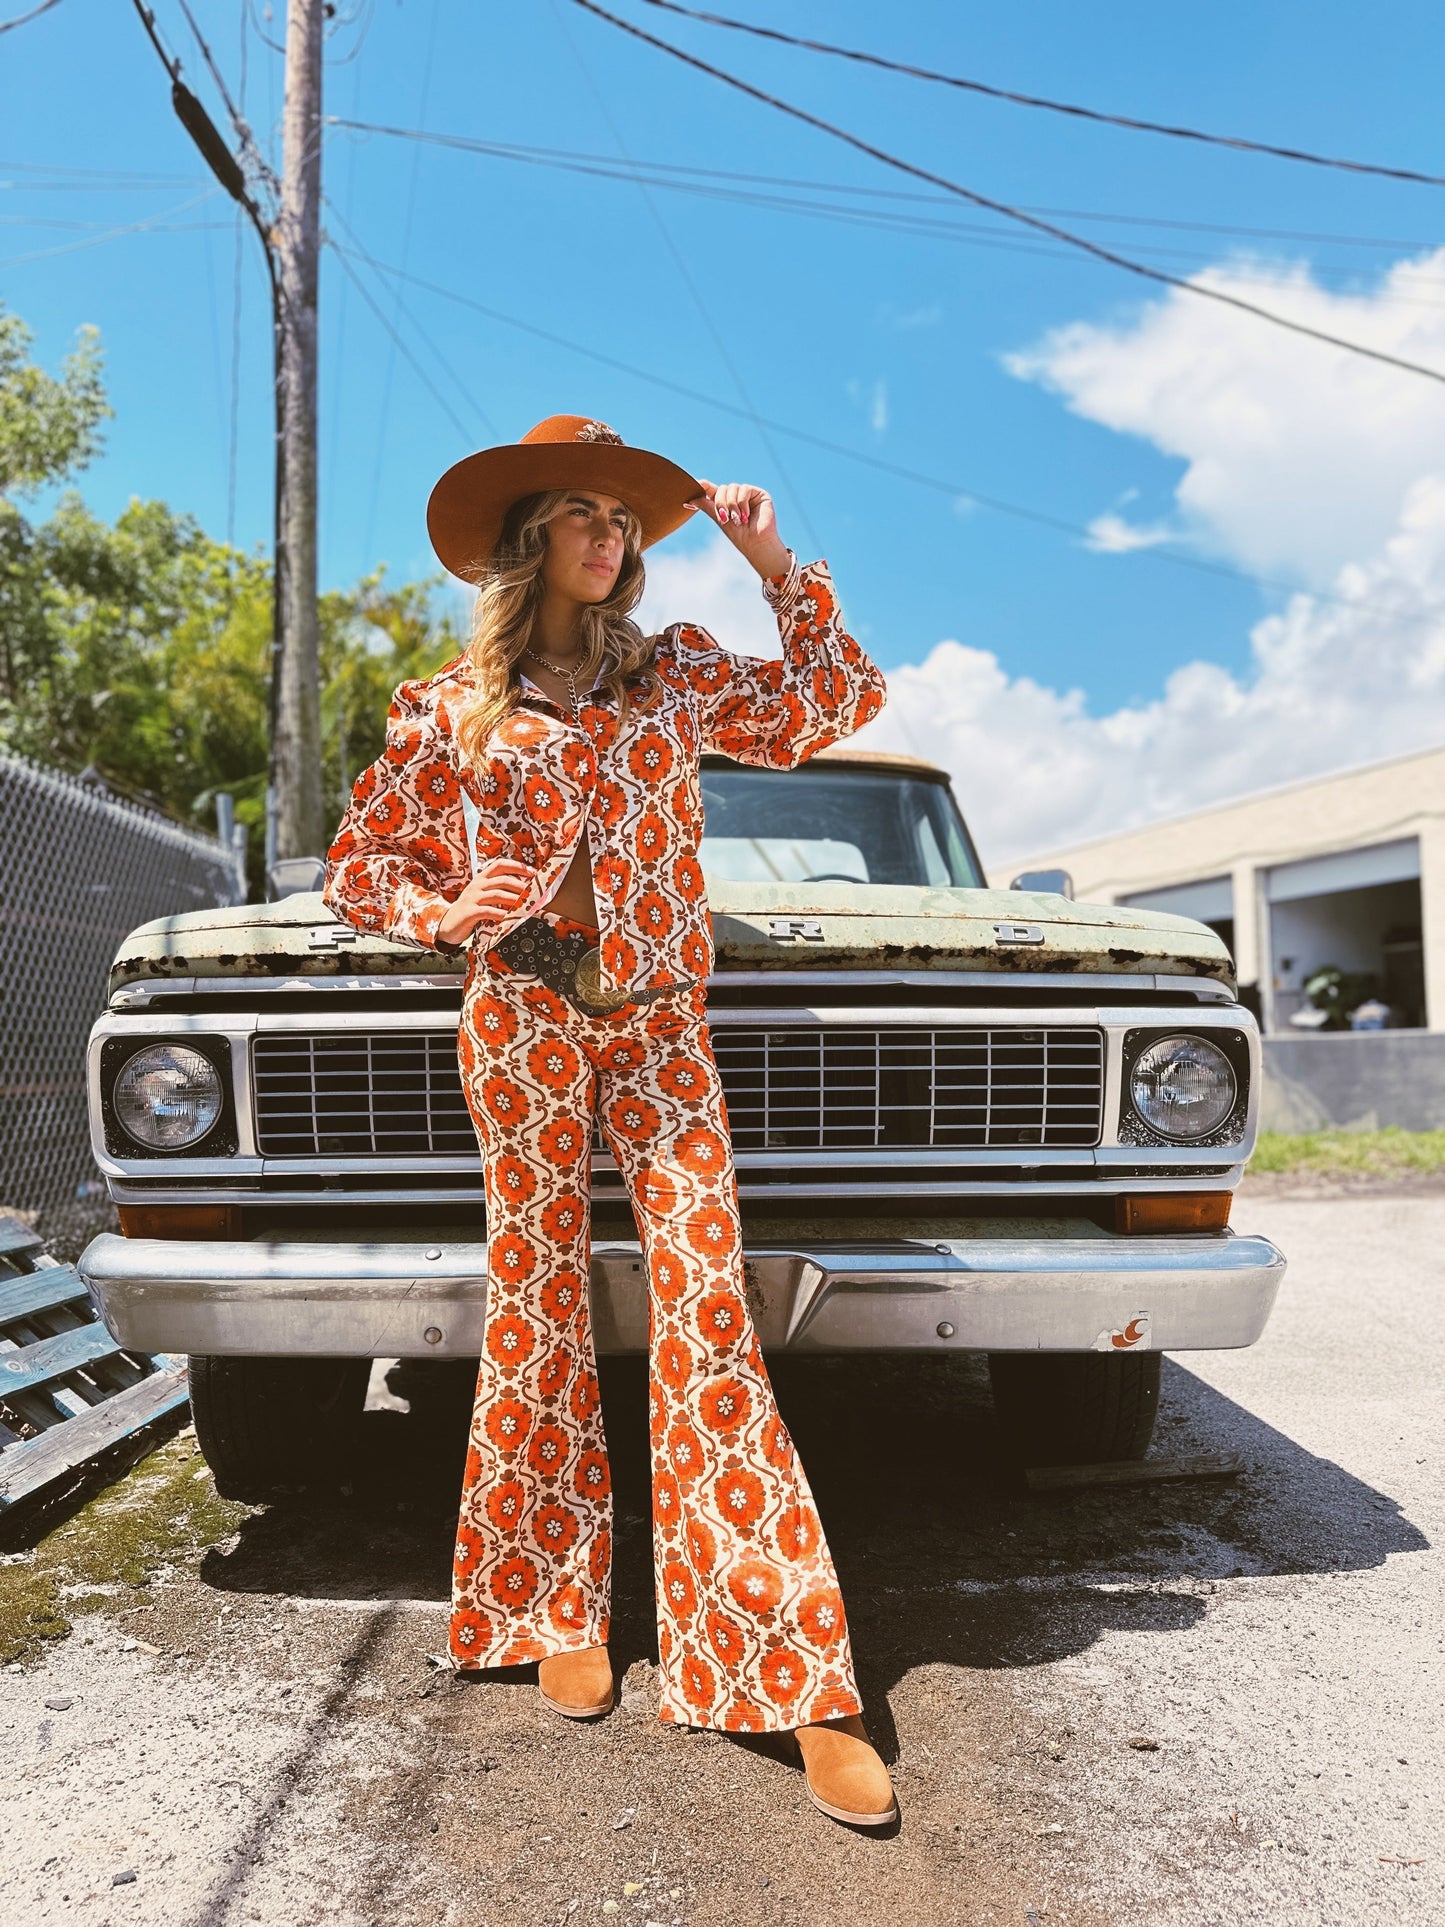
top-left (78, 747), bottom-right (1284, 1496)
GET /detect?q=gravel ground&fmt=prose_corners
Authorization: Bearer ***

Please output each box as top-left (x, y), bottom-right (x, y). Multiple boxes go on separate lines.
top-left (1, 1193), bottom-right (1440, 1925)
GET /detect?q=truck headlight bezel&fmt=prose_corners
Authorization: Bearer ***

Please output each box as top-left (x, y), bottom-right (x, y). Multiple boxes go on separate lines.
top-left (100, 1036), bottom-right (238, 1159)
top-left (1120, 1027), bottom-right (1251, 1148)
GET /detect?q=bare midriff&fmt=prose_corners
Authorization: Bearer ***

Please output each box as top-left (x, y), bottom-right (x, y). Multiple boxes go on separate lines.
top-left (519, 664), bottom-right (603, 929)
top-left (544, 834), bottom-right (600, 927)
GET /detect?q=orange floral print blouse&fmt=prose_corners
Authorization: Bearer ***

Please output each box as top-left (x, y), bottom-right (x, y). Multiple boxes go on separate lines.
top-left (322, 554), bottom-right (888, 999)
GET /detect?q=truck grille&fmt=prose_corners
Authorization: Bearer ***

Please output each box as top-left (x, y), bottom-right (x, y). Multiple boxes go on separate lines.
top-left (250, 1025), bottom-right (1103, 1156)
top-left (252, 1033), bottom-right (477, 1158)
top-left (713, 1026), bottom-right (1102, 1150)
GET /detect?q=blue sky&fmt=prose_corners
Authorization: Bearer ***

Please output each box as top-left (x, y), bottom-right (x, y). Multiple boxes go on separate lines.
top-left (8, 1), bottom-right (1445, 854)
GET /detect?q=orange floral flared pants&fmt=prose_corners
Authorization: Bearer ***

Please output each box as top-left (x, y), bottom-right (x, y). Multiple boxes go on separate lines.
top-left (448, 909), bottom-right (862, 1732)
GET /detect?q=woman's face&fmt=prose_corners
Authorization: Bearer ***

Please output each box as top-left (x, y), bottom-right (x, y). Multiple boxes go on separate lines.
top-left (541, 491), bottom-right (631, 605)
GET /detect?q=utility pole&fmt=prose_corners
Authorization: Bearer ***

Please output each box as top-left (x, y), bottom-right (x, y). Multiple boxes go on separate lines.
top-left (133, 0), bottom-right (327, 886)
top-left (272, 0), bottom-right (326, 864)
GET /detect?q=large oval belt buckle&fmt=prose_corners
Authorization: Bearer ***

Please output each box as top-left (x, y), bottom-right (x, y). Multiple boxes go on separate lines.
top-left (574, 944), bottom-right (631, 1014)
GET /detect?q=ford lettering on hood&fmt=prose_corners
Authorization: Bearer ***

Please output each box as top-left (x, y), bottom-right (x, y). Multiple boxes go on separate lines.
top-left (107, 876), bottom-right (1232, 995)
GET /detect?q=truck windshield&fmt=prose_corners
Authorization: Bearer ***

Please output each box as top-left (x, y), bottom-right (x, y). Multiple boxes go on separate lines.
top-left (699, 762), bottom-right (985, 889)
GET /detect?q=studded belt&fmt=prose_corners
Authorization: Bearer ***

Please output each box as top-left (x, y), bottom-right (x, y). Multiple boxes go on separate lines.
top-left (489, 917), bottom-right (693, 1016)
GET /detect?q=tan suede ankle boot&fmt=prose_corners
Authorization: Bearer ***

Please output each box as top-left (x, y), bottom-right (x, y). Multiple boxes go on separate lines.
top-left (794, 1714), bottom-right (897, 1827)
top-left (537, 1645), bottom-right (614, 1719)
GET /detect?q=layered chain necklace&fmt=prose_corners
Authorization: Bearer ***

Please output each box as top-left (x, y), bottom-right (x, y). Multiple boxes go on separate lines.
top-left (522, 644), bottom-right (587, 720)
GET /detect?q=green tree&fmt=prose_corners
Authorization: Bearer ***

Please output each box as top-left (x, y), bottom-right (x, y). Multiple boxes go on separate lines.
top-left (0, 304), bottom-right (108, 496)
top-left (0, 305), bottom-right (111, 710)
top-left (321, 571), bottom-right (466, 822)
top-left (0, 305), bottom-right (465, 896)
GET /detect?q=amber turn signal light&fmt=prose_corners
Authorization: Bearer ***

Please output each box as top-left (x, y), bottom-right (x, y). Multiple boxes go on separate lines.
top-left (118, 1204), bottom-right (242, 1240)
top-left (1114, 1193), bottom-right (1232, 1235)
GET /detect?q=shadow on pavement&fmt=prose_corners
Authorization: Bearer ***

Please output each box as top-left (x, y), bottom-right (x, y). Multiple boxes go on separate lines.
top-left (199, 1350), bottom-right (1427, 1730)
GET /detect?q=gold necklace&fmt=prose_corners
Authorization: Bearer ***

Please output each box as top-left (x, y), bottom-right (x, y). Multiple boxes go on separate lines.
top-left (522, 644), bottom-right (586, 719)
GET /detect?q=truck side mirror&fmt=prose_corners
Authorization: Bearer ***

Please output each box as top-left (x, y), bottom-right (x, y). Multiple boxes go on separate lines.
top-left (1009, 868), bottom-right (1074, 899)
top-left (268, 856), bottom-right (327, 899)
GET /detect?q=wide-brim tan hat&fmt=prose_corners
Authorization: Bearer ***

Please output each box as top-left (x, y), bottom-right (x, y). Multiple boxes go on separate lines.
top-left (426, 414), bottom-right (703, 583)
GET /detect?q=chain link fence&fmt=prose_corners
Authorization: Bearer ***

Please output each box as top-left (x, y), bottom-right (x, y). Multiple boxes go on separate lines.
top-left (0, 752), bottom-right (246, 1223)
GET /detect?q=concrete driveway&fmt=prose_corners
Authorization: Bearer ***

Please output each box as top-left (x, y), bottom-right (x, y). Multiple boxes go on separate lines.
top-left (0, 1193), bottom-right (1439, 1925)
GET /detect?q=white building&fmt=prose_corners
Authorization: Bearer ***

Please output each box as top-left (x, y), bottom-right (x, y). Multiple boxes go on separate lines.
top-left (989, 745), bottom-right (1441, 1035)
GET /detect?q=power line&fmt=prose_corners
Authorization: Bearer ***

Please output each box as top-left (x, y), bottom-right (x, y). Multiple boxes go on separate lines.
top-left (0, 189), bottom-right (220, 268)
top-left (225, 0), bottom-right (249, 559)
top-left (571, 0), bottom-right (1445, 390)
top-left (125, 0), bottom-right (276, 261)
top-left (327, 119), bottom-right (1445, 310)
top-left (330, 238), bottom-right (1442, 627)
top-left (330, 212), bottom-right (499, 439)
top-left (363, 0), bottom-right (443, 564)
top-left (328, 123), bottom-right (1445, 257)
top-left (128, 0), bottom-right (300, 872)
top-left (550, 0), bottom-right (824, 556)
top-left (634, 0), bottom-right (1445, 191)
top-left (0, 159), bottom-right (198, 178)
top-left (0, 210), bottom-right (223, 229)
top-left (245, 0), bottom-right (285, 59)
top-left (202, 177), bottom-right (226, 520)
top-left (321, 200), bottom-right (498, 437)
top-left (323, 233), bottom-right (485, 446)
top-left (0, 171), bottom-right (208, 192)
top-left (227, 208), bottom-right (244, 547)
top-left (175, 0), bottom-right (278, 199)
top-left (0, 0), bottom-right (61, 33)
top-left (324, 0), bottom-right (375, 66)
top-left (325, 9), bottom-right (368, 525)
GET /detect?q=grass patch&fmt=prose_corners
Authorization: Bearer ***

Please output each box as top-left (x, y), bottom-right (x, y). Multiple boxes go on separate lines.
top-left (0, 1429), bottom-right (247, 1665)
top-left (1252, 1128), bottom-right (1445, 1178)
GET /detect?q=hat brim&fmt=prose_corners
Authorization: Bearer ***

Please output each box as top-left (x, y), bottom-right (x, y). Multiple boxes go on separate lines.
top-left (426, 441), bottom-right (703, 583)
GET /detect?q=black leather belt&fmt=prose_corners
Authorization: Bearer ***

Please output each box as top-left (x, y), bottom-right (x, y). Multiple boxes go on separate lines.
top-left (489, 917), bottom-right (692, 1016)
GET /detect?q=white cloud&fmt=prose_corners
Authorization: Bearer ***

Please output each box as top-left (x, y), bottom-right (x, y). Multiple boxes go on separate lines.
top-left (441, 531), bottom-right (790, 660)
top-left (1084, 512), bottom-right (1175, 554)
top-left (506, 257), bottom-right (1445, 873)
top-left (1006, 251), bottom-right (1445, 583)
top-left (856, 475), bottom-right (1445, 863)
top-left (850, 254), bottom-right (1445, 863)
top-left (637, 533), bottom-right (782, 657)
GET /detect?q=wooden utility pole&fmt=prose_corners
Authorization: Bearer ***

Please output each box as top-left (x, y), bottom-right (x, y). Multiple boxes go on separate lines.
top-left (272, 0), bottom-right (325, 862)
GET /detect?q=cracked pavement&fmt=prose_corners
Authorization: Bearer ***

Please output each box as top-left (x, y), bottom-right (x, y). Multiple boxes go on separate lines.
top-left (0, 1191), bottom-right (1440, 1924)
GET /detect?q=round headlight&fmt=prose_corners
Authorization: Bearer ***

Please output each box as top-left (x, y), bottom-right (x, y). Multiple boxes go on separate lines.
top-left (113, 1045), bottom-right (223, 1150)
top-left (1130, 1035), bottom-right (1237, 1141)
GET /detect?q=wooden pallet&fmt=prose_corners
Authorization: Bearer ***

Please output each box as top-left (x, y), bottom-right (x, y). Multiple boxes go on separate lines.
top-left (0, 1216), bottom-right (188, 1510)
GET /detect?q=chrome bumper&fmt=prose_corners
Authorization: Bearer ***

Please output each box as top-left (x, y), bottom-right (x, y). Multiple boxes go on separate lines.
top-left (79, 1230), bottom-right (1285, 1359)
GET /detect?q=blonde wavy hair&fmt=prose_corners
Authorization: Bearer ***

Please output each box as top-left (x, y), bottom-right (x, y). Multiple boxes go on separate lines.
top-left (455, 488), bottom-right (663, 767)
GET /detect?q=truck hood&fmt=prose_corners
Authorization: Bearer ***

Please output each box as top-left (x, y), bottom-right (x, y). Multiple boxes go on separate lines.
top-left (109, 880), bottom-right (1232, 994)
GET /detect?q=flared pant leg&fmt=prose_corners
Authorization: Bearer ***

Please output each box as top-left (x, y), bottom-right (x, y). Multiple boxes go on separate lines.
top-left (450, 963), bottom-right (611, 1668)
top-left (450, 949), bottom-right (862, 1732)
top-left (592, 979), bottom-right (862, 1733)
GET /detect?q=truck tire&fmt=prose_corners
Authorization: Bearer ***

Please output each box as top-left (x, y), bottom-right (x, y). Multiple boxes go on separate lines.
top-left (189, 1355), bottom-right (371, 1500)
top-left (987, 1351), bottom-right (1161, 1468)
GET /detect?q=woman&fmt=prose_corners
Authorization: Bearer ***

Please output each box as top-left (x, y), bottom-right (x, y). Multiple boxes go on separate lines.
top-left (323, 414), bottom-right (894, 1827)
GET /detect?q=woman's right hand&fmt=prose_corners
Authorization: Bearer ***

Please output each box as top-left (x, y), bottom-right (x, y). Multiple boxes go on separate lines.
top-left (436, 859), bottom-right (535, 949)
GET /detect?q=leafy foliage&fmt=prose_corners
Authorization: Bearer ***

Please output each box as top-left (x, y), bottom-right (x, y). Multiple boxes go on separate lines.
top-left (0, 304), bottom-right (108, 497)
top-left (0, 306), bottom-right (465, 893)
top-left (1299, 964), bottom-right (1380, 1030)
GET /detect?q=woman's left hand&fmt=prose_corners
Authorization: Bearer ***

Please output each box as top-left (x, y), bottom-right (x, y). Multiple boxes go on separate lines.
top-left (686, 479), bottom-right (791, 580)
